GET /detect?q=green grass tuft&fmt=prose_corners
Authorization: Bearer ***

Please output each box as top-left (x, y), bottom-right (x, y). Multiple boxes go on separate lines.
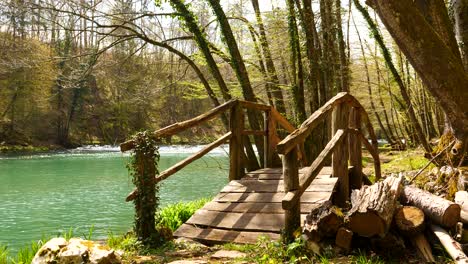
top-left (156, 197), bottom-right (210, 231)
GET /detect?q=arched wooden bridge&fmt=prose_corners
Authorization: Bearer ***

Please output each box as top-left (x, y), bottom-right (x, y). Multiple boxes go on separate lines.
top-left (120, 92), bottom-right (381, 244)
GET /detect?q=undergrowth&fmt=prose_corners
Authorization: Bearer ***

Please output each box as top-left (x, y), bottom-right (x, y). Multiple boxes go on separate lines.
top-left (156, 197), bottom-right (211, 231)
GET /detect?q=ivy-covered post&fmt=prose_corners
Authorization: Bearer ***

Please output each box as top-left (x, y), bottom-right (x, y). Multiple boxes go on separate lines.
top-left (127, 131), bottom-right (160, 245)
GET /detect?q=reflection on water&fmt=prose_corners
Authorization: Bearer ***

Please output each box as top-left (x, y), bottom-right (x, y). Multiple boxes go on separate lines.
top-left (0, 145), bottom-right (229, 252)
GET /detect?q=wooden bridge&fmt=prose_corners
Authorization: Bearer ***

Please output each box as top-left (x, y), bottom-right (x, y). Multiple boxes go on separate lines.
top-left (120, 92), bottom-right (381, 244)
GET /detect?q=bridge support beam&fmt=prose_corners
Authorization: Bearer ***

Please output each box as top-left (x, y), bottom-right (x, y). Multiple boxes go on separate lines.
top-left (283, 150), bottom-right (300, 242)
top-left (333, 103), bottom-right (350, 207)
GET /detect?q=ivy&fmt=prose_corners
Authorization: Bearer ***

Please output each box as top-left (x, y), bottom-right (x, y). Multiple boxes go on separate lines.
top-left (126, 131), bottom-right (162, 246)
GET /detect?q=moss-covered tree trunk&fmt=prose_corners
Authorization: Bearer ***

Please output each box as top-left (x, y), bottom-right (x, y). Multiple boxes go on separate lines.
top-left (130, 132), bottom-right (160, 245)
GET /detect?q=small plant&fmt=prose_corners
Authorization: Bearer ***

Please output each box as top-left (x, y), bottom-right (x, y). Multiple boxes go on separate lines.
top-left (156, 198), bottom-right (210, 231)
top-left (351, 249), bottom-right (385, 264)
top-left (83, 224), bottom-right (94, 240)
top-left (107, 231), bottom-right (142, 255)
top-left (0, 244), bottom-right (9, 264)
top-left (243, 236), bottom-right (312, 263)
top-left (10, 239), bottom-right (46, 264)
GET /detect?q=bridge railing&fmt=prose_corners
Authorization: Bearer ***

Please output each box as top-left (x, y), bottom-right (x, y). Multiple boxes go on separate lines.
top-left (276, 92), bottom-right (381, 240)
top-left (121, 99), bottom-right (301, 202)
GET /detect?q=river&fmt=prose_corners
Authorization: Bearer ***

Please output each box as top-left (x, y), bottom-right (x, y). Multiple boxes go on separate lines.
top-left (0, 145), bottom-right (229, 252)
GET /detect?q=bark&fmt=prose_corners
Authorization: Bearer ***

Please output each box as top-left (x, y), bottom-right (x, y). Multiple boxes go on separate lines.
top-left (303, 201), bottom-right (344, 241)
top-left (451, 0), bottom-right (468, 71)
top-left (287, 0), bottom-right (307, 124)
top-left (400, 185), bottom-right (461, 228)
top-left (347, 174), bottom-right (403, 237)
top-left (367, 0), bottom-right (468, 153)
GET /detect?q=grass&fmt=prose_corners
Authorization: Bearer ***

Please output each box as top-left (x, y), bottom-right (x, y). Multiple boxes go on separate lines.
top-left (381, 149), bottom-right (434, 175)
top-left (0, 239), bottom-right (47, 264)
top-left (155, 197), bottom-right (211, 231)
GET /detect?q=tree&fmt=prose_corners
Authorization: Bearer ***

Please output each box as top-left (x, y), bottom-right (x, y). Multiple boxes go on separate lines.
top-left (366, 0), bottom-right (468, 156)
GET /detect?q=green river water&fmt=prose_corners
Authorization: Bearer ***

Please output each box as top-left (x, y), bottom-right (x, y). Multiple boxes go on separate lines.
top-left (0, 146), bottom-right (229, 252)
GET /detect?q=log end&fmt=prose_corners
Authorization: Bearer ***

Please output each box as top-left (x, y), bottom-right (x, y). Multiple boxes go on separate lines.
top-left (442, 204), bottom-right (461, 228)
top-left (348, 212), bottom-right (386, 237)
top-left (395, 206), bottom-right (425, 236)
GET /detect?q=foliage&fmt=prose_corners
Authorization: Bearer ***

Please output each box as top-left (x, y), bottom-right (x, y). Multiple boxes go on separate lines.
top-left (238, 236), bottom-right (314, 263)
top-left (156, 197), bottom-right (210, 231)
top-left (126, 131), bottom-right (162, 246)
top-left (351, 249), bottom-right (385, 264)
top-left (107, 231), bottom-right (143, 256)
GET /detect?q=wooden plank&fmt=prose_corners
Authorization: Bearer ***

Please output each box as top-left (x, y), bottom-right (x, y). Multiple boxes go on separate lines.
top-left (221, 180), bottom-right (336, 193)
top-left (186, 210), bottom-right (308, 232)
top-left (215, 191), bottom-right (331, 203)
top-left (174, 224), bottom-right (280, 244)
top-left (201, 201), bottom-right (321, 214)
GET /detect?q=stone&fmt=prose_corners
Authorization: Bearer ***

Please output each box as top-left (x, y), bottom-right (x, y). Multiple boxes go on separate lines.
top-left (32, 238), bottom-right (68, 264)
top-left (210, 250), bottom-right (246, 259)
top-left (32, 237), bottom-right (121, 264)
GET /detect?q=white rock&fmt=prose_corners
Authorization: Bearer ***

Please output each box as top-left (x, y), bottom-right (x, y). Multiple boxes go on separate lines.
top-left (32, 237), bottom-right (121, 264)
top-left (32, 237), bottom-right (68, 264)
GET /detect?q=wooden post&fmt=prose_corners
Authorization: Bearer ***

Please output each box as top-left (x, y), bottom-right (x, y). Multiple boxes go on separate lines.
top-left (283, 150), bottom-right (300, 242)
top-left (229, 103), bottom-right (244, 181)
top-left (264, 110), bottom-right (277, 168)
top-left (332, 103), bottom-right (349, 207)
top-left (348, 107), bottom-right (363, 189)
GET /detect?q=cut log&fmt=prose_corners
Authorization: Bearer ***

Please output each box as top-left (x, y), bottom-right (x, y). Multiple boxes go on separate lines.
top-left (401, 185), bottom-right (461, 228)
top-left (430, 224), bottom-right (468, 264)
top-left (394, 206), bottom-right (434, 262)
top-left (335, 227), bottom-right (353, 251)
top-left (394, 206), bottom-right (425, 236)
top-left (303, 201), bottom-right (344, 241)
top-left (456, 191), bottom-right (468, 212)
top-left (347, 174), bottom-right (403, 237)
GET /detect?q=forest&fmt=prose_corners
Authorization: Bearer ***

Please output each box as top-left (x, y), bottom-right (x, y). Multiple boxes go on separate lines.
top-left (0, 0), bottom-right (465, 156)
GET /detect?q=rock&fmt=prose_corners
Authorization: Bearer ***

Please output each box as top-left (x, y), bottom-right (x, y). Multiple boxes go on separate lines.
top-left (32, 238), bottom-right (68, 264)
top-left (210, 250), bottom-right (246, 259)
top-left (32, 237), bottom-right (121, 264)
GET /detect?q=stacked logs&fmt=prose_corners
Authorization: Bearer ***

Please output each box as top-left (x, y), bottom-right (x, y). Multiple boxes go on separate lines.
top-left (303, 174), bottom-right (468, 263)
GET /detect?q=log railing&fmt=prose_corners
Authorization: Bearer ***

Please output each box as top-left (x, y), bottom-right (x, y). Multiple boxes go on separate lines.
top-left (121, 99), bottom-right (303, 202)
top-left (277, 92), bottom-right (381, 241)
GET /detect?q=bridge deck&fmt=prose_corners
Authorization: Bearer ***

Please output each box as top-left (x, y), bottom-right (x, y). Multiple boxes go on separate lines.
top-left (173, 167), bottom-right (338, 244)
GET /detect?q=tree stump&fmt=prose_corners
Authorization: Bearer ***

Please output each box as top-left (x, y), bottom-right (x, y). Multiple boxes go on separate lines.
top-left (347, 174), bottom-right (403, 237)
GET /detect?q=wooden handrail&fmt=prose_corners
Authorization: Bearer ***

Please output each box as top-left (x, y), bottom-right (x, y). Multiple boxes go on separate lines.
top-left (120, 99), bottom-right (237, 151)
top-left (276, 92), bottom-right (351, 155)
top-left (282, 129), bottom-right (347, 209)
top-left (126, 132), bottom-right (233, 201)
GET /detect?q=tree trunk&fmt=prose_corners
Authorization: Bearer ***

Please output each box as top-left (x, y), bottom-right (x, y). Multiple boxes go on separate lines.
top-left (367, 0), bottom-right (468, 154)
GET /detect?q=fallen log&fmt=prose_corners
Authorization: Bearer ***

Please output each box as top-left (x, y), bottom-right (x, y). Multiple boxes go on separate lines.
top-left (394, 206), bottom-right (435, 262)
top-left (401, 185), bottom-right (461, 228)
top-left (303, 201), bottom-right (343, 241)
top-left (347, 174), bottom-right (403, 237)
top-left (430, 224), bottom-right (468, 264)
